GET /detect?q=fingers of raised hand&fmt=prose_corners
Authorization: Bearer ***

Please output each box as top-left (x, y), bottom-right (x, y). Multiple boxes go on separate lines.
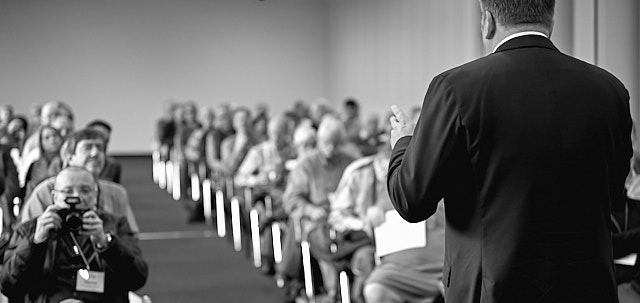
top-left (390, 105), bottom-right (409, 123)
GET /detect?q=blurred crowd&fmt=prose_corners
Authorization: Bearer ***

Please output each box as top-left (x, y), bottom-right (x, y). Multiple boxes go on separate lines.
top-left (0, 101), bottom-right (147, 303)
top-left (152, 98), bottom-right (445, 303)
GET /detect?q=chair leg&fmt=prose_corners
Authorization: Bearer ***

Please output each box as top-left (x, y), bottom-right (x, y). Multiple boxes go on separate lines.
top-left (215, 189), bottom-right (226, 237)
top-left (231, 197), bottom-right (242, 251)
top-left (250, 209), bottom-right (262, 268)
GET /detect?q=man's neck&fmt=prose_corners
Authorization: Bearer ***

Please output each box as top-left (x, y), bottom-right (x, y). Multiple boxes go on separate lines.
top-left (488, 24), bottom-right (551, 53)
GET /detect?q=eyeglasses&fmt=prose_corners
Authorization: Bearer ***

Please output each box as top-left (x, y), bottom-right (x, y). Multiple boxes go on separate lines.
top-left (52, 185), bottom-right (97, 197)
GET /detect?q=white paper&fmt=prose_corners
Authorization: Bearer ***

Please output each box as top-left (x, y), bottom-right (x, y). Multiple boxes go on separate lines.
top-left (374, 210), bottom-right (426, 257)
top-left (615, 253), bottom-right (637, 266)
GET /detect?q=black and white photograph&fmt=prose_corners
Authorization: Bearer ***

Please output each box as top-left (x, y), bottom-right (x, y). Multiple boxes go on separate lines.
top-left (0, 0), bottom-right (639, 302)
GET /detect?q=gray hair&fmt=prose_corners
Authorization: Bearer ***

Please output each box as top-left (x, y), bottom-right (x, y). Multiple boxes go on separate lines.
top-left (317, 114), bottom-right (346, 144)
top-left (480, 0), bottom-right (554, 29)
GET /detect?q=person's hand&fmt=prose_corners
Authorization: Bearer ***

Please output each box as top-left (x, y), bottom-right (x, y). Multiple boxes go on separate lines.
top-left (305, 204), bottom-right (328, 221)
top-left (34, 205), bottom-right (63, 244)
top-left (81, 210), bottom-right (107, 247)
top-left (389, 105), bottom-right (416, 149)
top-left (365, 206), bottom-right (386, 227)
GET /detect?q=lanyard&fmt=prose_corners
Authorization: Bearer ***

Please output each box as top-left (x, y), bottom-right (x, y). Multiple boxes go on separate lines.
top-left (69, 233), bottom-right (102, 270)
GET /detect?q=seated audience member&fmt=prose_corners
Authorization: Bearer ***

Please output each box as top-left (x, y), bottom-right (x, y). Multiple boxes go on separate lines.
top-left (213, 103), bottom-right (235, 139)
top-left (251, 103), bottom-right (270, 143)
top-left (273, 122), bottom-right (317, 301)
top-left (20, 129), bottom-right (139, 233)
top-left (220, 107), bottom-right (258, 176)
top-left (0, 139), bottom-right (20, 235)
top-left (235, 114), bottom-right (294, 196)
top-left (204, 104), bottom-right (234, 179)
top-left (613, 146), bottom-right (640, 292)
top-left (289, 122), bottom-right (317, 169)
top-left (235, 114), bottom-right (295, 272)
top-left (23, 126), bottom-right (63, 200)
top-left (87, 119), bottom-right (122, 183)
top-left (19, 107), bottom-right (74, 188)
top-left (341, 98), bottom-right (361, 144)
top-left (184, 128), bottom-right (206, 170)
top-left (290, 100), bottom-right (311, 127)
top-left (325, 146), bottom-right (391, 302)
top-left (357, 114), bottom-right (385, 156)
top-left (0, 104), bottom-right (14, 130)
top-left (21, 100), bottom-right (74, 159)
top-left (308, 98), bottom-right (333, 130)
top-left (283, 115), bottom-right (356, 300)
top-left (363, 202), bottom-right (445, 303)
top-left (1, 166), bottom-right (148, 303)
top-left (174, 101), bottom-right (201, 162)
top-left (7, 116), bottom-right (29, 168)
top-left (26, 103), bottom-right (42, 138)
top-left (174, 101), bottom-right (202, 196)
top-left (329, 143), bottom-right (445, 303)
top-left (154, 99), bottom-right (177, 161)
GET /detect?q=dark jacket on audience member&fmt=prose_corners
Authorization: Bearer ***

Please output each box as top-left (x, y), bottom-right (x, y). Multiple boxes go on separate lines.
top-left (0, 211), bottom-right (148, 303)
top-left (387, 35), bottom-right (632, 303)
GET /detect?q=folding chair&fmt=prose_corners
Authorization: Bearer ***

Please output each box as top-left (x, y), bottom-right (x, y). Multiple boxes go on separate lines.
top-left (202, 179), bottom-right (214, 225)
top-left (152, 150), bottom-right (160, 185)
top-left (327, 227), bottom-right (351, 303)
top-left (215, 180), bottom-right (227, 238)
top-left (157, 155), bottom-right (167, 190)
top-left (190, 172), bottom-right (201, 202)
top-left (172, 160), bottom-right (182, 201)
top-left (165, 161), bottom-right (174, 194)
top-left (231, 195), bottom-right (242, 252)
top-left (298, 218), bottom-right (316, 303)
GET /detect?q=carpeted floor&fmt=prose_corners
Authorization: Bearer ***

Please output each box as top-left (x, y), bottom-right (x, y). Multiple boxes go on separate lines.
top-left (117, 156), bottom-right (283, 303)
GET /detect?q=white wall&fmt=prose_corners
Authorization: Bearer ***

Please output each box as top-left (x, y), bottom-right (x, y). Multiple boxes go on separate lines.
top-left (325, 0), bottom-right (482, 119)
top-left (0, 0), bottom-right (328, 154)
top-left (1, 0), bottom-right (638, 153)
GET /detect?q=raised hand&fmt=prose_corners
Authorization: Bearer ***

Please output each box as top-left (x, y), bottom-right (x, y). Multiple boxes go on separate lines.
top-left (389, 105), bottom-right (416, 149)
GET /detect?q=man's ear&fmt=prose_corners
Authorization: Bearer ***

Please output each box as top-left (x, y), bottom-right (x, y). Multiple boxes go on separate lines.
top-left (481, 10), bottom-right (496, 40)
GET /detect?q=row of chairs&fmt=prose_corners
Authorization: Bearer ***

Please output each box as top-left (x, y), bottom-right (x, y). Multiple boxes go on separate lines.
top-left (151, 151), bottom-right (354, 303)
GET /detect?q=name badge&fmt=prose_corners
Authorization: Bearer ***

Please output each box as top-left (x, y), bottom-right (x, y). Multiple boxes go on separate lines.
top-left (75, 269), bottom-right (105, 293)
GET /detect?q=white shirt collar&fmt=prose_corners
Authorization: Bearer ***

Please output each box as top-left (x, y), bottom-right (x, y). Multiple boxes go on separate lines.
top-left (492, 31), bottom-right (549, 53)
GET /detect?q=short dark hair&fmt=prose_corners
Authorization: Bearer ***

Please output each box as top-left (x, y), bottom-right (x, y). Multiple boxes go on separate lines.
top-left (344, 98), bottom-right (359, 109)
top-left (63, 128), bottom-right (107, 156)
top-left (87, 119), bottom-right (112, 133)
top-left (480, 0), bottom-right (555, 28)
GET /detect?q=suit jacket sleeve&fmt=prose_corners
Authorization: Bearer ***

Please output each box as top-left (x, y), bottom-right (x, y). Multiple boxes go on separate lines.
top-left (387, 74), bottom-right (462, 222)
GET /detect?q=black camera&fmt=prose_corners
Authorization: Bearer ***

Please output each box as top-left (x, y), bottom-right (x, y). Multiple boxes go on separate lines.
top-left (57, 196), bottom-right (89, 232)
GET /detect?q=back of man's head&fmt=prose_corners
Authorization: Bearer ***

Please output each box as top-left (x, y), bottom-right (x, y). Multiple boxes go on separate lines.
top-left (479, 0), bottom-right (554, 29)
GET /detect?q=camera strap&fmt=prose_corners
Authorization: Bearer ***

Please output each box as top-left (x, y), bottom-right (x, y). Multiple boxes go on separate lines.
top-left (68, 233), bottom-right (102, 270)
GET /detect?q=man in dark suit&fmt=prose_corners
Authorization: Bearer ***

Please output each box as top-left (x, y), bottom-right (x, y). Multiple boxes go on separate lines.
top-left (387, 1), bottom-right (632, 302)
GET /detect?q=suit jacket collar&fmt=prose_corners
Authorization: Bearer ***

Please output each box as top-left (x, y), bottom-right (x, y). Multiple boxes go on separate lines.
top-left (494, 35), bottom-right (558, 54)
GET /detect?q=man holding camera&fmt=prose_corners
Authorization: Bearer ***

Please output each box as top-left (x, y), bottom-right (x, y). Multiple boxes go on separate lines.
top-left (20, 128), bottom-right (139, 233)
top-left (1, 166), bottom-right (148, 303)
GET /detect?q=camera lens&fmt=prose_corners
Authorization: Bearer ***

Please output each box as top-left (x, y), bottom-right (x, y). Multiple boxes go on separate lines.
top-left (65, 212), bottom-right (84, 231)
